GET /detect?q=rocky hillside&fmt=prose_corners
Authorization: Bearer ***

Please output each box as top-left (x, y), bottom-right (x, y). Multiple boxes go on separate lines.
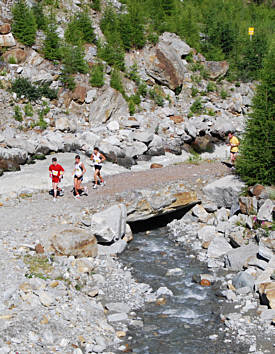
top-left (0, 0), bottom-right (256, 175)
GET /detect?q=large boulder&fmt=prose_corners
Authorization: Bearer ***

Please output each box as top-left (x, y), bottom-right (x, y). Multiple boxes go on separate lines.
top-left (203, 175), bottom-right (245, 208)
top-left (144, 32), bottom-right (191, 90)
top-left (90, 204), bottom-right (127, 243)
top-left (3, 48), bottom-right (27, 64)
top-left (89, 87), bottom-right (128, 126)
top-left (55, 115), bottom-right (77, 133)
top-left (0, 147), bottom-right (28, 165)
top-left (257, 199), bottom-right (274, 222)
top-left (207, 237), bottom-right (232, 258)
top-left (72, 85), bottom-right (87, 104)
top-left (204, 61), bottom-right (229, 79)
top-left (5, 138), bottom-right (36, 155)
top-left (51, 228), bottom-right (98, 257)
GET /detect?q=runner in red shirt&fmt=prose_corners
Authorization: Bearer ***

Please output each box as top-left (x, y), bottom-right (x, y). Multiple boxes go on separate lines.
top-left (49, 157), bottom-right (64, 201)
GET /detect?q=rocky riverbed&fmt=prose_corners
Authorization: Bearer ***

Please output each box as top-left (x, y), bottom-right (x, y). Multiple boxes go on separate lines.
top-left (0, 158), bottom-right (274, 353)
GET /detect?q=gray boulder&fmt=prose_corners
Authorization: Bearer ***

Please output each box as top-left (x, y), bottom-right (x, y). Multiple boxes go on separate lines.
top-left (51, 228), bottom-right (98, 257)
top-left (97, 239), bottom-right (127, 256)
top-left (204, 61), bottom-right (229, 79)
top-left (124, 141), bottom-right (148, 158)
top-left (89, 87), bottom-right (128, 126)
top-left (90, 204), bottom-right (127, 243)
top-left (257, 199), bottom-right (273, 222)
top-left (133, 131), bottom-right (154, 144)
top-left (55, 116), bottom-right (77, 133)
top-left (192, 204), bottom-right (209, 223)
top-left (207, 237), bottom-right (232, 258)
top-left (144, 32), bottom-right (191, 90)
top-left (232, 271), bottom-right (255, 290)
top-left (5, 138), bottom-right (36, 155)
top-left (203, 175), bottom-right (245, 208)
top-left (197, 225), bottom-right (216, 243)
top-left (224, 244), bottom-right (258, 271)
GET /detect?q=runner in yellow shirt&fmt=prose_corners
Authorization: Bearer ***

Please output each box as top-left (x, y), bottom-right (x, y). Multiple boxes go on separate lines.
top-left (228, 132), bottom-right (240, 164)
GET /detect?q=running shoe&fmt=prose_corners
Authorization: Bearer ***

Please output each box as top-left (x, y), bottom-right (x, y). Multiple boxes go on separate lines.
top-left (53, 198), bottom-right (56, 202)
top-left (84, 187), bottom-right (88, 195)
top-left (101, 181), bottom-right (106, 187)
top-left (93, 184), bottom-right (97, 189)
top-left (74, 194), bottom-right (80, 199)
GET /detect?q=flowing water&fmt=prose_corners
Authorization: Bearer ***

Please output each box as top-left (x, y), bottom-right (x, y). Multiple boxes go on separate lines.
top-left (120, 227), bottom-right (249, 354)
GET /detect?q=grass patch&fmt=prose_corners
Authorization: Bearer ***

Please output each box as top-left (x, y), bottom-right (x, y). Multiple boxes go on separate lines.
top-left (24, 255), bottom-right (52, 278)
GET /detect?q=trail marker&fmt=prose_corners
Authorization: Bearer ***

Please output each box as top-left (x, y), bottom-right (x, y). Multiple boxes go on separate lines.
top-left (248, 27), bottom-right (254, 41)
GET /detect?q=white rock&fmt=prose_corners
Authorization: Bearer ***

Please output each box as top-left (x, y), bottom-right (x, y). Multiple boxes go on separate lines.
top-left (107, 120), bottom-right (120, 131)
top-left (207, 237), bottom-right (232, 258)
top-left (85, 89), bottom-right (97, 103)
top-left (257, 199), bottom-right (273, 222)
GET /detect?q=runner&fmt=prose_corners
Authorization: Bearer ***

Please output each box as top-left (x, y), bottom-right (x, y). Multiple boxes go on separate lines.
top-left (73, 155), bottom-right (87, 199)
top-left (90, 147), bottom-right (106, 189)
top-left (228, 132), bottom-right (240, 164)
top-left (49, 157), bottom-right (64, 202)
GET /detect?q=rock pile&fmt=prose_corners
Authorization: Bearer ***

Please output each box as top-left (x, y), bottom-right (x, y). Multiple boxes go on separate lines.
top-left (168, 179), bottom-right (275, 350)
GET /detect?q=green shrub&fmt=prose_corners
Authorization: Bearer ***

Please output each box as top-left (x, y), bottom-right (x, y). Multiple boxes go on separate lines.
top-left (190, 98), bottom-right (203, 114)
top-left (191, 74), bottom-right (200, 84)
top-left (65, 11), bottom-right (96, 46)
top-left (126, 64), bottom-right (140, 85)
top-left (97, 37), bottom-right (125, 71)
top-left (138, 82), bottom-right (147, 97)
top-left (8, 56), bottom-right (17, 64)
top-left (110, 69), bottom-right (125, 95)
top-left (90, 0), bottom-right (101, 12)
top-left (60, 72), bottom-right (76, 91)
top-left (220, 89), bottom-right (228, 99)
top-left (90, 63), bottom-right (104, 87)
top-left (206, 108), bottom-right (215, 116)
top-left (149, 86), bottom-right (164, 107)
top-left (128, 99), bottom-right (136, 115)
top-left (14, 106), bottom-right (23, 122)
top-left (131, 93), bottom-right (141, 105)
top-left (207, 82), bottom-right (217, 92)
top-left (191, 86), bottom-right (199, 97)
top-left (190, 62), bottom-right (204, 72)
top-left (11, 78), bottom-right (57, 101)
top-left (24, 103), bottom-right (33, 116)
top-left (61, 44), bottom-right (88, 74)
top-left (43, 20), bottom-right (62, 61)
top-left (236, 41), bottom-right (275, 185)
top-left (32, 3), bottom-right (46, 31)
top-left (12, 0), bottom-right (37, 46)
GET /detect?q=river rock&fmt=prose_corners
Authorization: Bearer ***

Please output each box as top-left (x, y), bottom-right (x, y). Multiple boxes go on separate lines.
top-left (108, 313), bottom-right (128, 322)
top-left (90, 204), bottom-right (127, 243)
top-left (144, 32), bottom-right (191, 90)
top-left (97, 239), bottom-right (127, 255)
top-left (89, 87), bottom-right (128, 126)
top-left (207, 237), bottom-right (232, 258)
top-left (51, 228), bottom-right (98, 257)
top-left (105, 302), bottom-right (130, 314)
top-left (257, 199), bottom-right (273, 222)
top-left (232, 271), bottom-right (255, 290)
top-left (156, 287), bottom-right (173, 297)
top-left (224, 244), bottom-right (258, 271)
top-left (192, 204), bottom-right (209, 223)
top-left (197, 225), bottom-right (216, 243)
top-left (203, 175), bottom-right (245, 208)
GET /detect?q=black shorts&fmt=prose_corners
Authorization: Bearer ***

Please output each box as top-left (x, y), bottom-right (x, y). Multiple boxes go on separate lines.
top-left (94, 165), bottom-right (102, 171)
top-left (74, 175), bottom-right (83, 181)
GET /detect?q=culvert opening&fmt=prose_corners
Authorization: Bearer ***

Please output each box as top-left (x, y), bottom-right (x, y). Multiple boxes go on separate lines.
top-left (128, 203), bottom-right (197, 233)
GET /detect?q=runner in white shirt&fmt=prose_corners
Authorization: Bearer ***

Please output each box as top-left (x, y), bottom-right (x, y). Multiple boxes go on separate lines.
top-left (73, 155), bottom-right (87, 198)
top-left (90, 147), bottom-right (106, 189)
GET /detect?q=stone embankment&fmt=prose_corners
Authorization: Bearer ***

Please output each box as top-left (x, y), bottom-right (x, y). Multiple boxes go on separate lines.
top-left (168, 177), bottom-right (275, 352)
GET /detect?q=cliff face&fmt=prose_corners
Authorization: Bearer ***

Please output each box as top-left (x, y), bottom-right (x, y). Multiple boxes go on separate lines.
top-left (0, 0), bottom-right (255, 174)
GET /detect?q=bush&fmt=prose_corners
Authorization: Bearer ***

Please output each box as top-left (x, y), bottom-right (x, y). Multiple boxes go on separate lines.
top-left (11, 78), bottom-right (57, 101)
top-left (190, 98), bottom-right (203, 114)
top-left (90, 0), bottom-right (101, 11)
top-left (8, 56), bottom-right (17, 64)
top-left (220, 89), bottom-right (228, 99)
top-left (12, 0), bottom-right (37, 46)
top-left (207, 82), bottom-right (217, 92)
top-left (43, 20), bottom-right (62, 61)
top-left (89, 63), bottom-right (103, 87)
top-left (97, 36), bottom-right (125, 71)
top-left (24, 103), bottom-right (33, 116)
top-left (236, 41), bottom-right (275, 185)
top-left (128, 99), bottom-right (136, 115)
top-left (61, 44), bottom-right (88, 74)
top-left (149, 86), bottom-right (164, 107)
top-left (14, 106), bottom-right (23, 122)
top-left (60, 72), bottom-right (76, 91)
top-left (110, 69), bottom-right (125, 95)
top-left (65, 11), bottom-right (96, 46)
top-left (138, 82), bottom-right (147, 97)
top-left (32, 3), bottom-right (46, 31)
top-left (191, 86), bottom-right (199, 97)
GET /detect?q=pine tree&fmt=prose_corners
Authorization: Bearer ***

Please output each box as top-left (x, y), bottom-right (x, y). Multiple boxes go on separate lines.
top-left (236, 41), bottom-right (275, 185)
top-left (43, 20), bottom-right (61, 61)
top-left (90, 63), bottom-right (104, 87)
top-left (61, 44), bottom-right (89, 74)
top-left (65, 11), bottom-right (95, 46)
top-left (12, 0), bottom-right (37, 46)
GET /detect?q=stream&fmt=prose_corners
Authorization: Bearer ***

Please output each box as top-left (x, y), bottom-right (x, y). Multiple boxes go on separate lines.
top-left (120, 227), bottom-right (249, 354)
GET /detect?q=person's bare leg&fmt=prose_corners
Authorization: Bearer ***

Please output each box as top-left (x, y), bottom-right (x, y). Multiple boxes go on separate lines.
top-left (52, 182), bottom-right (58, 199)
top-left (74, 178), bottom-right (79, 196)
